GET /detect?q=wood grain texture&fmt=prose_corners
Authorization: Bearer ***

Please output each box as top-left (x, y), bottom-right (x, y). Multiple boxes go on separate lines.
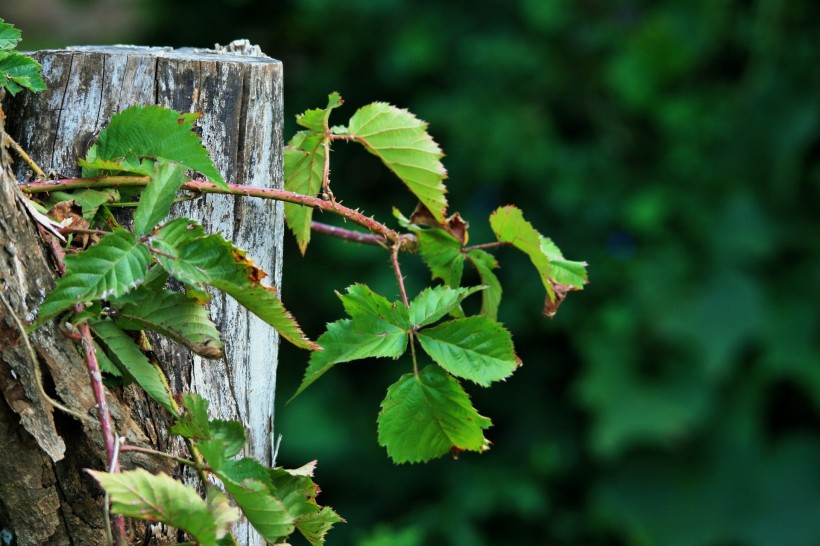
top-left (3, 45), bottom-right (285, 546)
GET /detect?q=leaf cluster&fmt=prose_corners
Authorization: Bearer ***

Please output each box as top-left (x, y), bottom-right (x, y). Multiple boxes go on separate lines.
top-left (18, 87), bottom-right (587, 540)
top-left (282, 94), bottom-right (587, 463)
top-left (0, 18), bottom-right (46, 96)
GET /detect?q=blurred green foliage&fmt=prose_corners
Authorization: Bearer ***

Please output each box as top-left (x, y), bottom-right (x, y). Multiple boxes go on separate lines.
top-left (24, 0), bottom-right (820, 543)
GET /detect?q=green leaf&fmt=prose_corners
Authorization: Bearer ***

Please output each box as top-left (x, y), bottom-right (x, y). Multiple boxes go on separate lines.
top-left (409, 285), bottom-right (484, 328)
top-left (296, 92), bottom-right (343, 132)
top-left (209, 420), bottom-right (247, 459)
top-left (90, 319), bottom-right (176, 413)
top-left (466, 249), bottom-right (502, 321)
top-left (347, 102), bottom-right (448, 223)
top-left (87, 469), bottom-right (237, 546)
top-left (0, 50), bottom-right (46, 95)
top-left (134, 161), bottom-right (188, 236)
top-left (0, 19), bottom-right (22, 50)
top-left (377, 365), bottom-right (492, 463)
top-left (284, 132), bottom-right (326, 254)
top-left (112, 286), bottom-right (224, 359)
top-left (36, 231), bottom-right (150, 325)
top-left (270, 465), bottom-right (343, 546)
top-left (152, 219), bottom-right (318, 350)
top-left (85, 105), bottom-right (226, 188)
top-left (417, 228), bottom-right (465, 288)
top-left (292, 318), bottom-right (407, 399)
top-left (170, 393), bottom-right (211, 439)
top-left (93, 340), bottom-right (122, 377)
top-left (417, 316), bottom-right (519, 386)
top-left (338, 284), bottom-right (410, 330)
top-left (489, 205), bottom-right (587, 311)
top-left (224, 479), bottom-right (294, 542)
top-left (539, 237), bottom-right (589, 288)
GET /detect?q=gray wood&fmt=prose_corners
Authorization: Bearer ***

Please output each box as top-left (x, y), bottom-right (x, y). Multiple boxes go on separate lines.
top-left (3, 45), bottom-right (285, 546)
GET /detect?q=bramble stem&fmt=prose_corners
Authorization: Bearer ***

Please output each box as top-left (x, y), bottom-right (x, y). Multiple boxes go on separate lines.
top-left (77, 321), bottom-right (126, 545)
top-left (3, 130), bottom-right (46, 178)
top-left (391, 244), bottom-right (410, 309)
top-left (20, 176), bottom-right (408, 249)
top-left (310, 221), bottom-right (390, 248)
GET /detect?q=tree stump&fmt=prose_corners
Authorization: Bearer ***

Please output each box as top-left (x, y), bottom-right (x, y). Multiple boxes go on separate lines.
top-left (2, 45), bottom-right (285, 546)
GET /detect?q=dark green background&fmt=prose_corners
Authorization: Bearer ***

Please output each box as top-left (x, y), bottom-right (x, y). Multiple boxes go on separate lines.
top-left (11, 0), bottom-right (820, 544)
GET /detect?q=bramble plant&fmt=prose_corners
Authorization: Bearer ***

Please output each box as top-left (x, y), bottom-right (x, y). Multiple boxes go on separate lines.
top-left (2, 17), bottom-right (586, 546)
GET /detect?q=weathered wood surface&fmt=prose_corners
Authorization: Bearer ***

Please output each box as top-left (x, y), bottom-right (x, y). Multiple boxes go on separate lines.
top-left (1, 89), bottom-right (170, 546)
top-left (2, 45), bottom-right (285, 546)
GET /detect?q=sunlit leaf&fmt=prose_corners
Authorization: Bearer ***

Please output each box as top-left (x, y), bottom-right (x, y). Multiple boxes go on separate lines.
top-left (409, 286), bottom-right (484, 328)
top-left (378, 365), bottom-right (491, 463)
top-left (88, 469), bottom-right (237, 546)
top-left (347, 102), bottom-right (448, 222)
top-left (490, 205), bottom-right (587, 313)
top-left (338, 284), bottom-right (410, 330)
top-left (284, 132), bottom-right (326, 254)
top-left (0, 50), bottom-right (46, 95)
top-left (0, 19), bottom-right (22, 50)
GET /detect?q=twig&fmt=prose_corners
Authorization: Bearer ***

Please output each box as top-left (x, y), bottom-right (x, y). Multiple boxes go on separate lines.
top-left (0, 291), bottom-right (95, 424)
top-left (119, 444), bottom-right (198, 467)
top-left (464, 241), bottom-right (508, 251)
top-left (3, 130), bottom-right (46, 179)
top-left (310, 221), bottom-right (390, 248)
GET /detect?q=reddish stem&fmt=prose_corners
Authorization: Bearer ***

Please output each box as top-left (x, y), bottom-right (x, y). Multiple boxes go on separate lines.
top-left (77, 321), bottom-right (127, 545)
top-left (21, 177), bottom-right (408, 249)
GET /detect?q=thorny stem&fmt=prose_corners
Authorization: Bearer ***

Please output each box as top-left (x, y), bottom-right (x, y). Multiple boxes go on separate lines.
top-left (77, 322), bottom-right (119, 471)
top-left (321, 138), bottom-right (333, 200)
top-left (3, 130), bottom-right (46, 179)
top-left (76, 321), bottom-right (126, 545)
top-left (20, 176), bottom-right (408, 249)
